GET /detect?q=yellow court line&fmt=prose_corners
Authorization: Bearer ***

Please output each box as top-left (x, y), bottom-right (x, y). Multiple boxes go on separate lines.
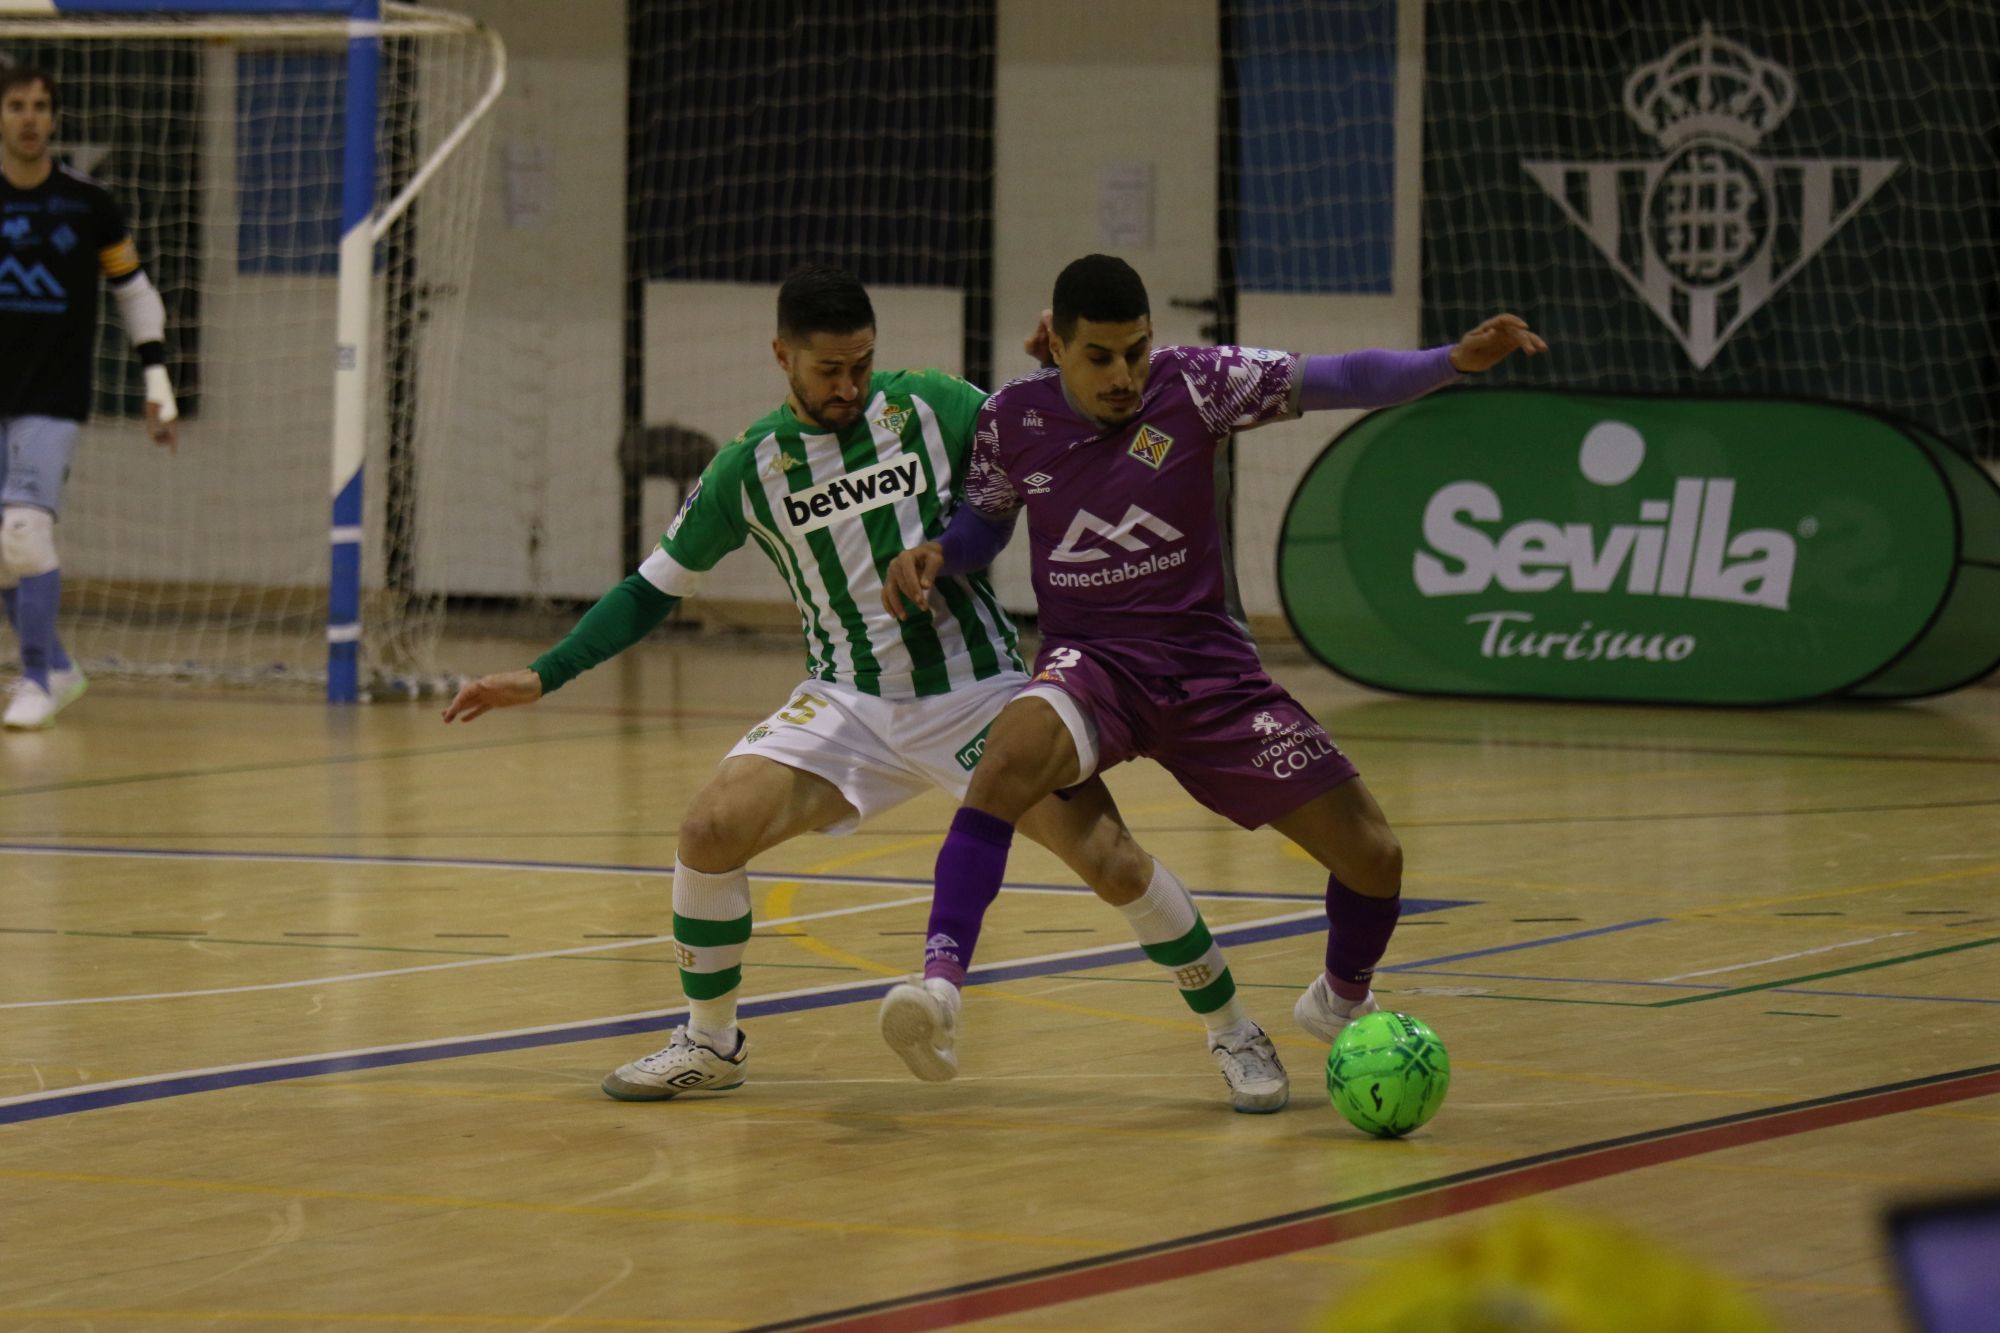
top-left (0, 1313), bottom-right (728, 1330)
top-left (760, 845), bottom-right (1213, 1036)
top-left (0, 1168), bottom-right (1102, 1253)
top-left (299, 1080), bottom-right (1416, 1154)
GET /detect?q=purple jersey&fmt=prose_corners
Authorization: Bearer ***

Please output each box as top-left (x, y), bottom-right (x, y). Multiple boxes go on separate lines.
top-left (964, 344), bottom-right (1301, 677)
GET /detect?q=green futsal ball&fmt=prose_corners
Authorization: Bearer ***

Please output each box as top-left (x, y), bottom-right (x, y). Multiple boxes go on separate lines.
top-left (1326, 1011), bottom-right (1451, 1138)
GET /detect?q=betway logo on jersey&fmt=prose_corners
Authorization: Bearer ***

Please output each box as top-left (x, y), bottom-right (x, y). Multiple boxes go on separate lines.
top-left (1045, 505), bottom-right (1187, 588)
top-left (779, 456), bottom-right (924, 533)
top-left (1414, 423), bottom-right (1796, 610)
top-left (1277, 393), bottom-right (1971, 705)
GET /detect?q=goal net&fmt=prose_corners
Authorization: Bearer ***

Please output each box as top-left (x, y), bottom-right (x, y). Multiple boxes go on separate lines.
top-left (0, 1), bottom-right (502, 696)
top-left (625, 1), bottom-right (994, 625)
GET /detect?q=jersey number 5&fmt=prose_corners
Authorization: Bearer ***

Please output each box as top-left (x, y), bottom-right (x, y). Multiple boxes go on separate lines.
top-left (777, 692), bottom-right (829, 726)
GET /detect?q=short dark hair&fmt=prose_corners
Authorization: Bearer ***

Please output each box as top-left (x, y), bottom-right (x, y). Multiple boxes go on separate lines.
top-left (777, 263), bottom-right (875, 343)
top-left (0, 66), bottom-right (58, 112)
top-left (1051, 254), bottom-right (1150, 338)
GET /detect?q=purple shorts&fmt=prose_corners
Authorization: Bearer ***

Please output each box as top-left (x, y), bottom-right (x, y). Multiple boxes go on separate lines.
top-left (1021, 639), bottom-right (1359, 829)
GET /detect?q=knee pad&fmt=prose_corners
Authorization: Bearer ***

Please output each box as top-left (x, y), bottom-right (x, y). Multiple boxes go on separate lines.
top-left (0, 508), bottom-right (59, 578)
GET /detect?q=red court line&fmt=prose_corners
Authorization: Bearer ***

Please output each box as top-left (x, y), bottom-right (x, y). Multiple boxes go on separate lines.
top-left (769, 1063), bottom-right (2000, 1333)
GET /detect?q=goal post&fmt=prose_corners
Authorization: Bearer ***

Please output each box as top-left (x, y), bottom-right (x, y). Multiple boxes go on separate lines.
top-left (0, 0), bottom-right (504, 700)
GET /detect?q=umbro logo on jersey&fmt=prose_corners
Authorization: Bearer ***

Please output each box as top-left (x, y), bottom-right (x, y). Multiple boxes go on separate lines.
top-left (780, 455), bottom-right (924, 533)
top-left (1048, 505), bottom-right (1185, 564)
top-left (0, 256), bottom-right (66, 300)
top-left (1127, 425), bottom-right (1173, 469)
top-left (1023, 471), bottom-right (1053, 494)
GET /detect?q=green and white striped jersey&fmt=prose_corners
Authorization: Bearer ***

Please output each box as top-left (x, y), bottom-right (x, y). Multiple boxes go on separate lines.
top-left (638, 368), bottom-right (1024, 699)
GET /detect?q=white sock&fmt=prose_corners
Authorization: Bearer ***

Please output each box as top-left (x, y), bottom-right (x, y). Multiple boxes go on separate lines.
top-left (672, 858), bottom-right (751, 1045)
top-left (1117, 858), bottom-right (1249, 1036)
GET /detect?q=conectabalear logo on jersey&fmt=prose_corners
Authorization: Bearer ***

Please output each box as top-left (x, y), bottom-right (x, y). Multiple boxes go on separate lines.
top-left (779, 455), bottom-right (924, 533)
top-left (1044, 505), bottom-right (1188, 588)
top-left (1523, 26), bottom-right (1897, 368)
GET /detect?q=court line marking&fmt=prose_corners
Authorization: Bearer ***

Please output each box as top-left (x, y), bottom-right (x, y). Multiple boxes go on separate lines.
top-left (0, 910), bottom-right (1335, 1125)
top-left (1378, 917), bottom-right (1665, 970)
top-left (0, 842), bottom-right (1329, 903)
top-left (1655, 931), bottom-right (1912, 982)
top-left (1652, 934), bottom-right (2000, 1008)
top-left (0, 897), bottom-right (933, 1011)
top-left (755, 1061), bottom-right (2000, 1333)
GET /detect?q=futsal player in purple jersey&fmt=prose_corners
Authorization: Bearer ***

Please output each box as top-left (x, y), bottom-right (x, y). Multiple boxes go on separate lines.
top-left (875, 254), bottom-right (1544, 1083)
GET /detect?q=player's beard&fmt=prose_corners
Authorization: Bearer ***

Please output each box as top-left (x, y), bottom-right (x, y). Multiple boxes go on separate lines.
top-left (794, 378), bottom-right (863, 431)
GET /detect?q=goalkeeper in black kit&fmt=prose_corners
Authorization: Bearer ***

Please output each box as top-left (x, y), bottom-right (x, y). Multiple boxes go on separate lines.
top-left (1, 66), bottom-right (178, 729)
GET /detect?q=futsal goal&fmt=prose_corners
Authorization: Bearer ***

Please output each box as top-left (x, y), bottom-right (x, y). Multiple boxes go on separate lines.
top-left (0, 0), bottom-right (502, 700)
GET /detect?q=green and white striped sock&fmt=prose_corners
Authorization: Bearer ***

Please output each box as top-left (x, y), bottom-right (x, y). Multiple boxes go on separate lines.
top-left (672, 857), bottom-right (752, 1048)
top-left (1118, 859), bottom-right (1247, 1036)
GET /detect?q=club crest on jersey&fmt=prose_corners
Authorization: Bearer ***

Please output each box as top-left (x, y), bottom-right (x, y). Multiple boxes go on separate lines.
top-left (1127, 424), bottom-right (1173, 469)
top-left (874, 403), bottom-right (911, 436)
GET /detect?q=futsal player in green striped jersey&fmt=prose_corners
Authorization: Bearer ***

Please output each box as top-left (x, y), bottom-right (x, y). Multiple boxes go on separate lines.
top-left (443, 265), bottom-right (1291, 1113)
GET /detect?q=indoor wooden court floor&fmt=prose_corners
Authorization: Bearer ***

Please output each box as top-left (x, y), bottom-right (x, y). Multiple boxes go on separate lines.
top-left (3, 635), bottom-right (1996, 1331)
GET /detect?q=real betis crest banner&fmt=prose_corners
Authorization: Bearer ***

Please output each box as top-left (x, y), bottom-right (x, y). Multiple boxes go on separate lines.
top-left (1419, 3), bottom-right (1999, 459)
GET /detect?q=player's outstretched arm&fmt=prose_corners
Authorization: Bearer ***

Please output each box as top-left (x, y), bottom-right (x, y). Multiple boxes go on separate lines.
top-left (1293, 314), bottom-right (1545, 414)
top-left (441, 572), bottom-right (681, 722)
top-left (442, 669), bottom-right (541, 722)
top-left (1448, 313), bottom-right (1547, 373)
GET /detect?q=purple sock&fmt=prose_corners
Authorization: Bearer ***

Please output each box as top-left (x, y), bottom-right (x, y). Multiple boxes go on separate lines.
top-left (1325, 876), bottom-right (1400, 1002)
top-left (922, 807), bottom-right (1016, 987)
top-left (13, 569), bottom-right (64, 688)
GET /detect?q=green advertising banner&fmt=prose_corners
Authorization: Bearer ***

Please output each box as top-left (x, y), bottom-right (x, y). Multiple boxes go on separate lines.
top-left (1279, 392), bottom-right (1999, 705)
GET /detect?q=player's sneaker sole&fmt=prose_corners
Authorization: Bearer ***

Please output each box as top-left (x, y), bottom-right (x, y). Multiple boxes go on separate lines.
top-left (879, 982), bottom-right (958, 1082)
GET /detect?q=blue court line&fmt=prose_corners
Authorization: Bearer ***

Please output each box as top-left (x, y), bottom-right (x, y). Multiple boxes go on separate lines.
top-left (1, 900), bottom-right (1467, 1128)
top-left (1382, 918), bottom-right (1667, 971)
top-left (0, 842), bottom-right (1332, 902)
top-left (1395, 968), bottom-right (1719, 991)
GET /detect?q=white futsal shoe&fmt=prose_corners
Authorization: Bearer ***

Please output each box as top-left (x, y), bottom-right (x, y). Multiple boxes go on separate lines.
top-left (3, 667), bottom-right (87, 731)
top-left (600, 1027), bottom-right (748, 1101)
top-left (1209, 1021), bottom-right (1290, 1114)
top-left (1293, 974), bottom-right (1380, 1044)
top-left (879, 977), bottom-right (961, 1082)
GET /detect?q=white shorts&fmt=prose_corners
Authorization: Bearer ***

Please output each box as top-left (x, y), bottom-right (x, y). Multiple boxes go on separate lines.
top-left (723, 672), bottom-right (1032, 835)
